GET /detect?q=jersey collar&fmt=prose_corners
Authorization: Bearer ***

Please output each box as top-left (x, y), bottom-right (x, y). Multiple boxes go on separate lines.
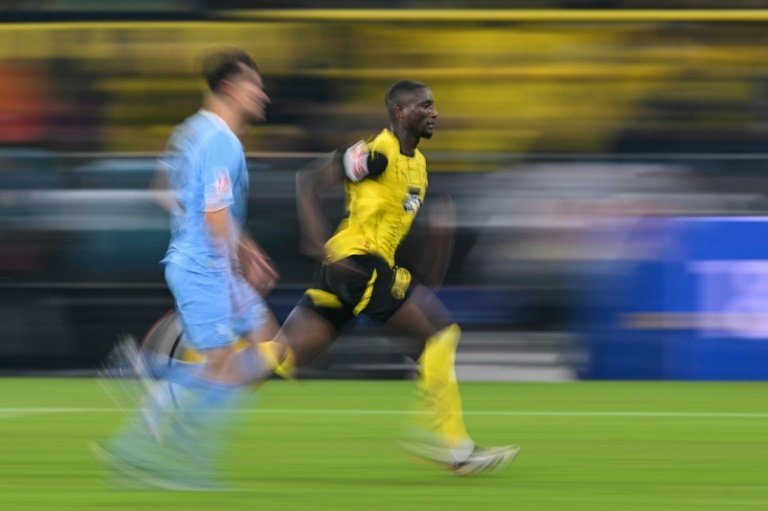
top-left (198, 109), bottom-right (236, 137)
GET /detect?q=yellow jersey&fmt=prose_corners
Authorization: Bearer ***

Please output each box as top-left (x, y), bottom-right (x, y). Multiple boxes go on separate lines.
top-left (325, 129), bottom-right (428, 267)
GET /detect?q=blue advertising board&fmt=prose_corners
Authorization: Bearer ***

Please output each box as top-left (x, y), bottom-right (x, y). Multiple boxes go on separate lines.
top-left (582, 217), bottom-right (768, 380)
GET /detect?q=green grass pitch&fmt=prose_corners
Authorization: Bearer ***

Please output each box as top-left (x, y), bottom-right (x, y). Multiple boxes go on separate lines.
top-left (0, 378), bottom-right (767, 510)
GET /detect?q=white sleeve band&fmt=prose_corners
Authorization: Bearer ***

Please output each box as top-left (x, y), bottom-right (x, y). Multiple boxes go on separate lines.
top-left (342, 141), bottom-right (370, 182)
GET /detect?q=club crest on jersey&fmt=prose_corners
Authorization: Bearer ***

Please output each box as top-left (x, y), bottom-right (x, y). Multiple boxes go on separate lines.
top-left (215, 169), bottom-right (231, 195)
top-left (403, 187), bottom-right (422, 213)
top-left (206, 167), bottom-right (232, 206)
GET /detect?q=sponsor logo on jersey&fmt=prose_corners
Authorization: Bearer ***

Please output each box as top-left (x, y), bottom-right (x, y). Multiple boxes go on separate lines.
top-left (403, 187), bottom-right (422, 213)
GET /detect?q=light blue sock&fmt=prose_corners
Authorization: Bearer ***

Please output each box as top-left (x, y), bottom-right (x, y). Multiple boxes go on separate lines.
top-left (112, 347), bottom-right (264, 475)
top-left (169, 379), bottom-right (249, 478)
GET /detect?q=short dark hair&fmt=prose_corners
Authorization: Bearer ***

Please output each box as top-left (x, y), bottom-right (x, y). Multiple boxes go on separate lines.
top-left (200, 48), bottom-right (259, 92)
top-left (385, 79), bottom-right (427, 120)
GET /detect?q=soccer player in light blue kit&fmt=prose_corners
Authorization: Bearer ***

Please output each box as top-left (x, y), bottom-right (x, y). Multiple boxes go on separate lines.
top-left (162, 50), bottom-right (277, 373)
top-left (95, 48), bottom-right (279, 490)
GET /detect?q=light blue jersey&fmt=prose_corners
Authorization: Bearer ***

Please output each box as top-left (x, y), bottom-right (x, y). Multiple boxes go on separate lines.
top-left (158, 109), bottom-right (265, 350)
top-left (160, 109), bottom-right (249, 273)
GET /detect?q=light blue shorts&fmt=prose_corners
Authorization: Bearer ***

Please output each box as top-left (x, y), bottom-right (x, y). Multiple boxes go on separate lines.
top-left (164, 262), bottom-right (268, 351)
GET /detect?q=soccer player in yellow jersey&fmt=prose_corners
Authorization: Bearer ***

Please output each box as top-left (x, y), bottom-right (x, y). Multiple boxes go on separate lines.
top-left (274, 80), bottom-right (520, 476)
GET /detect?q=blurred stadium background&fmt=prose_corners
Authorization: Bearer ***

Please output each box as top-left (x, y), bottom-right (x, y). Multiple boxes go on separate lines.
top-left (4, 1), bottom-right (768, 380)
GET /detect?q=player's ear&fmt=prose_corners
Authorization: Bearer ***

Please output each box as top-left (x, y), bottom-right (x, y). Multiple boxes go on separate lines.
top-left (394, 103), bottom-right (407, 120)
top-left (217, 78), bottom-right (238, 100)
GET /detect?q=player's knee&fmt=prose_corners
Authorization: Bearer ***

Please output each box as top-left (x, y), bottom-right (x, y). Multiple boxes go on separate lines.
top-left (444, 323), bottom-right (462, 344)
top-left (429, 323), bottom-right (461, 346)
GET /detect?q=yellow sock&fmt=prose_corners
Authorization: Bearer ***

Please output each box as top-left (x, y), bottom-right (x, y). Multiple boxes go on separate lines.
top-left (417, 323), bottom-right (471, 450)
top-left (256, 340), bottom-right (296, 380)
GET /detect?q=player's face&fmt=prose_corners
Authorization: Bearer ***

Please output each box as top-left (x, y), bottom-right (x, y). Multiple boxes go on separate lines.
top-left (232, 65), bottom-right (270, 123)
top-left (405, 88), bottom-right (438, 139)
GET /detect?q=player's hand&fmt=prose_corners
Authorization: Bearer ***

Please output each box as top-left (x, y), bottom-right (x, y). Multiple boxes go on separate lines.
top-left (237, 236), bottom-right (279, 297)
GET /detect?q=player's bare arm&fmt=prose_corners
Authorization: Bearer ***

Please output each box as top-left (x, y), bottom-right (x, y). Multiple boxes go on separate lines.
top-left (295, 151), bottom-right (344, 261)
top-left (204, 206), bottom-right (236, 253)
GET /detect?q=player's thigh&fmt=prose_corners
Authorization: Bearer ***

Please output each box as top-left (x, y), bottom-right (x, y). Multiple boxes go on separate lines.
top-left (164, 263), bottom-right (232, 350)
top-left (384, 284), bottom-right (455, 340)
